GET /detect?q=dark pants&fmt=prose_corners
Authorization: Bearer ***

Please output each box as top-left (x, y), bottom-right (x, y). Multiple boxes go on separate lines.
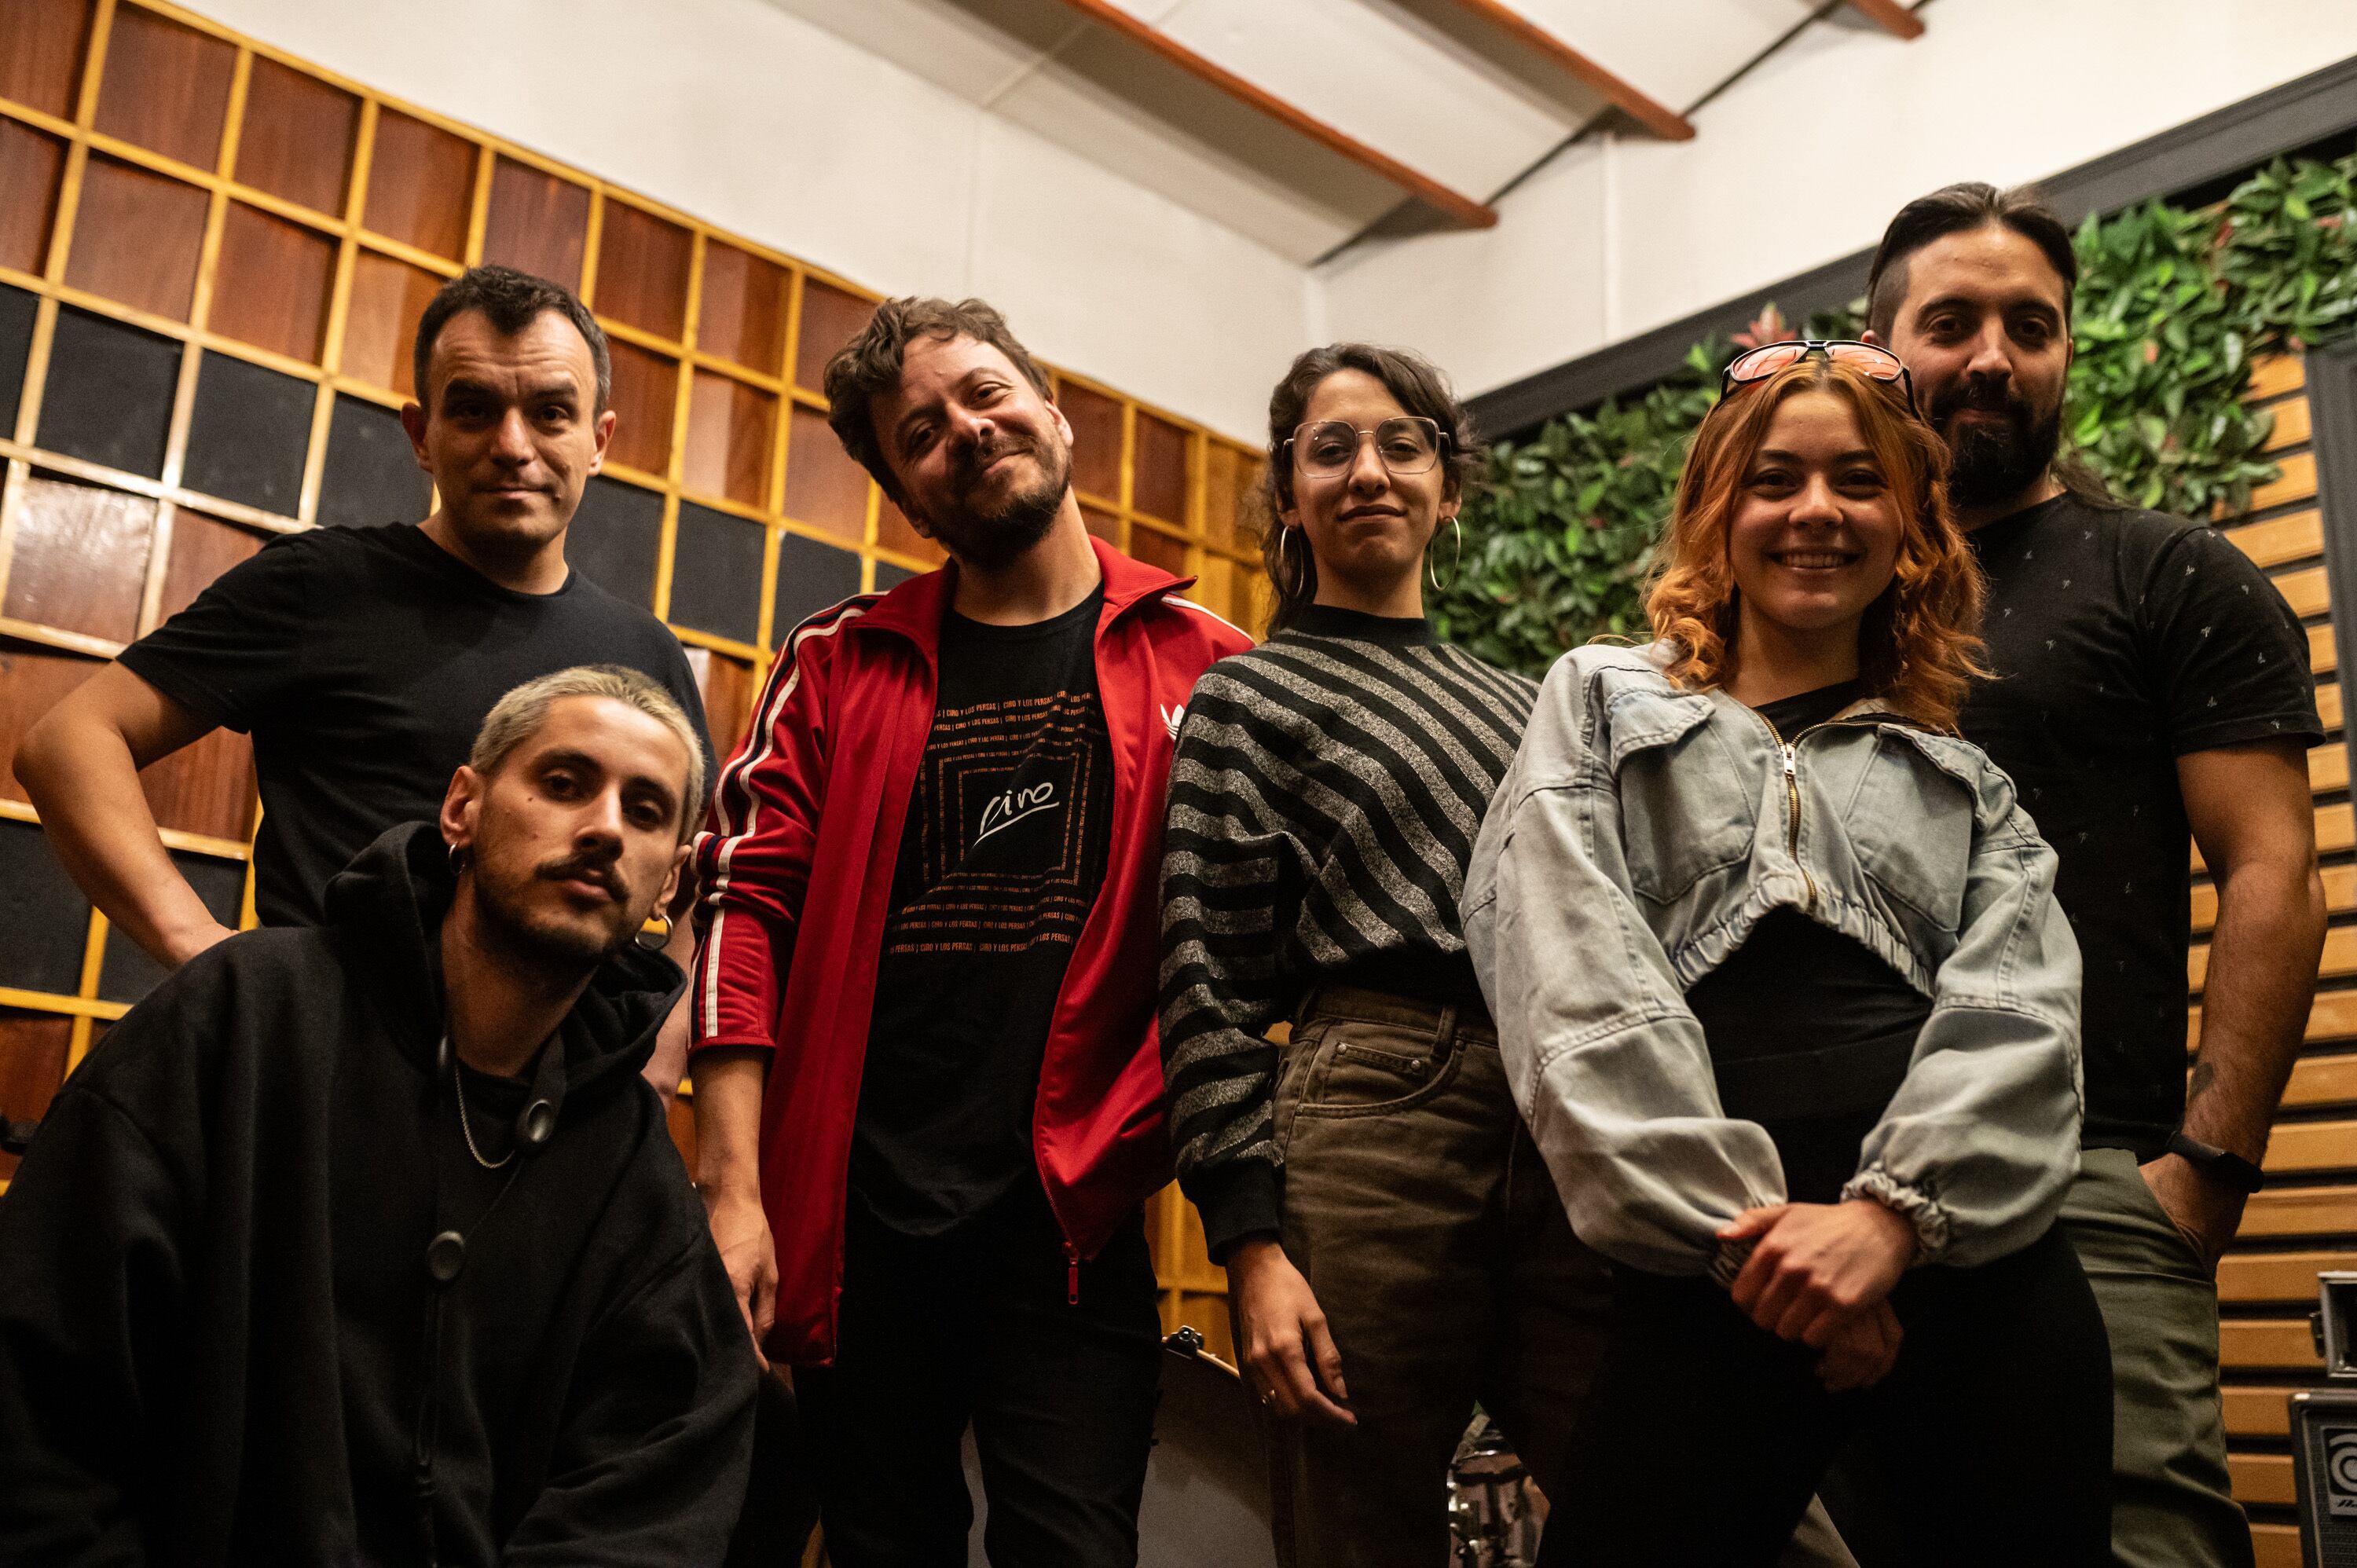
top-left (1267, 986), bottom-right (1852, 1568)
top-left (724, 1371), bottom-right (823, 1567)
top-left (1543, 1225), bottom-right (2112, 1568)
top-left (795, 1185), bottom-right (1164, 1568)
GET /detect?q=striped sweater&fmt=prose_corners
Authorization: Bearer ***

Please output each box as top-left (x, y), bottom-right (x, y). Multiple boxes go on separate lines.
top-left (1158, 603), bottom-right (1540, 1257)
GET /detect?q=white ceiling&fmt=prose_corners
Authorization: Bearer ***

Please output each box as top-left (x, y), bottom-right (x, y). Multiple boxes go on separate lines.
top-left (761, 0), bottom-right (1849, 262)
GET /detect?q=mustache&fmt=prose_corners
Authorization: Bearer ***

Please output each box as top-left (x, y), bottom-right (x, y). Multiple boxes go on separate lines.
top-left (951, 431), bottom-right (1038, 490)
top-left (1927, 376), bottom-right (2033, 424)
top-left (535, 851), bottom-right (625, 899)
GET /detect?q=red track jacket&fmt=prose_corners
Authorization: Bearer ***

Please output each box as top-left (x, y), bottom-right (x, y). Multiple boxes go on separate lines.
top-left (689, 539), bottom-right (1252, 1365)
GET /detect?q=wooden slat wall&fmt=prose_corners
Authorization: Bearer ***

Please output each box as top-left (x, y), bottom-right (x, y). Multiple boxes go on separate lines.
top-left (2196, 354), bottom-right (2343, 1557)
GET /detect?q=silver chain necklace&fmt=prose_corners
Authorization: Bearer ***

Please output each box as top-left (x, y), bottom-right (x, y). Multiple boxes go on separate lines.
top-left (449, 1039), bottom-right (513, 1171)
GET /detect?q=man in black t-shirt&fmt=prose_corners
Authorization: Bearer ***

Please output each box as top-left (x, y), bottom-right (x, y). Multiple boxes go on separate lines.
top-left (1857, 183), bottom-right (2324, 1568)
top-left (16, 266), bottom-right (711, 1096)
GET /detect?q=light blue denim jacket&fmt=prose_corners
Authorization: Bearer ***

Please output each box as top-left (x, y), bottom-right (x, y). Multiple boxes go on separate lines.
top-left (1463, 644), bottom-right (2083, 1279)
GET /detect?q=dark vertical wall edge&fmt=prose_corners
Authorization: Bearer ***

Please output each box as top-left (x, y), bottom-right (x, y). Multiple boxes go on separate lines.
top-left (2308, 339), bottom-right (2357, 803)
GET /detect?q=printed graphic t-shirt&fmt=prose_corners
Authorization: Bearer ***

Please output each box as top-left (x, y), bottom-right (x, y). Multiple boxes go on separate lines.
top-left (1959, 493), bottom-right (2322, 1157)
top-left (853, 588), bottom-right (1115, 1234)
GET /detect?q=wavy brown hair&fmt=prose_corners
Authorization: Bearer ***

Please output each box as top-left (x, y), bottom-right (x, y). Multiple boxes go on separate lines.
top-left (1644, 357), bottom-right (1986, 729)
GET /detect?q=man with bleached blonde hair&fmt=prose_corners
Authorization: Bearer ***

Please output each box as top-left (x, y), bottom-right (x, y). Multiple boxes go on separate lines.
top-left (0, 665), bottom-right (754, 1566)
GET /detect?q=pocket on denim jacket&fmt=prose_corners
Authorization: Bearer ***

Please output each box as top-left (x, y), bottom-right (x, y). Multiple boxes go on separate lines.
top-left (1848, 731), bottom-right (1977, 930)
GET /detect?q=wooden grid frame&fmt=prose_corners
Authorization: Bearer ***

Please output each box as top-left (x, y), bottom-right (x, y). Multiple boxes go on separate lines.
top-left (0, 0), bottom-right (1270, 1190)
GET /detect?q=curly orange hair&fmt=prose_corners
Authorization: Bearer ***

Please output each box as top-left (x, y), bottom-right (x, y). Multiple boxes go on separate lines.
top-left (1644, 357), bottom-right (1986, 729)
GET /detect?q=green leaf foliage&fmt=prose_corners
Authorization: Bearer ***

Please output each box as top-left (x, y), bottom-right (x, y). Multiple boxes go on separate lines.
top-left (1441, 148), bottom-right (2357, 676)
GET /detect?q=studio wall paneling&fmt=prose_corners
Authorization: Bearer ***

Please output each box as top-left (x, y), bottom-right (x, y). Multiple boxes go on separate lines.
top-left (2200, 352), bottom-right (2357, 1561)
top-left (0, 0), bottom-right (1267, 1253)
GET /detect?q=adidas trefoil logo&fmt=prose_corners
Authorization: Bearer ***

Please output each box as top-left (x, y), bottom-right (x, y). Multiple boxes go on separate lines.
top-left (1161, 703), bottom-right (1185, 739)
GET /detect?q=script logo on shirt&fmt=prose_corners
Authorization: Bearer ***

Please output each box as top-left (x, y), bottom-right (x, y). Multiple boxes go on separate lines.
top-left (976, 780), bottom-right (1058, 844)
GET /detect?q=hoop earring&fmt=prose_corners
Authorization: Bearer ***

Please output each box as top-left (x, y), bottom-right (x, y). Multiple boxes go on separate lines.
top-left (447, 841), bottom-right (469, 876)
top-left (1428, 515), bottom-right (1464, 593)
top-left (1280, 525), bottom-right (1311, 597)
top-left (635, 910), bottom-right (674, 953)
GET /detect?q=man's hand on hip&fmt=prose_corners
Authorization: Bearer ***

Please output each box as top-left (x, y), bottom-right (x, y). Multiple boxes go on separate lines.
top-left (2139, 1152), bottom-right (2242, 1273)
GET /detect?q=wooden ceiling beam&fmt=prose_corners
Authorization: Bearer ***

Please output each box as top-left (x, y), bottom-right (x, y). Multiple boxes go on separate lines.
top-left (1046, 0), bottom-right (1498, 229)
top-left (1435, 0), bottom-right (1695, 142)
top-left (1846, 0), bottom-right (1927, 39)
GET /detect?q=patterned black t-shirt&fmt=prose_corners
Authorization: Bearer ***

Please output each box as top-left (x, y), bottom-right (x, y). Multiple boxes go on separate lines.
top-left (1959, 493), bottom-right (2322, 1158)
top-left (852, 588), bottom-right (1113, 1234)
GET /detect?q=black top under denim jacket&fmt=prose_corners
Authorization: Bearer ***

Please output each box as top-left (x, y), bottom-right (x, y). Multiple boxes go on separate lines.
top-left (1159, 605), bottom-right (1539, 1258)
top-left (1686, 680), bottom-right (1933, 1205)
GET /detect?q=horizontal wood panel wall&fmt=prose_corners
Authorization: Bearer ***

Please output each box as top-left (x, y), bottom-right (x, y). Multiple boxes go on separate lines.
top-left (0, 0), bottom-right (1274, 1281)
top-left (2193, 354), bottom-right (2346, 1561)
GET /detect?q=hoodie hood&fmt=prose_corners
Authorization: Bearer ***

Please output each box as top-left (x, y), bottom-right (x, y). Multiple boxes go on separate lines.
top-left (322, 821), bottom-right (685, 1096)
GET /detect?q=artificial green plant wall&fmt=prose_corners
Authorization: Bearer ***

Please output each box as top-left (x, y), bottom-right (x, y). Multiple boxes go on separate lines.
top-left (1431, 150), bottom-right (2357, 676)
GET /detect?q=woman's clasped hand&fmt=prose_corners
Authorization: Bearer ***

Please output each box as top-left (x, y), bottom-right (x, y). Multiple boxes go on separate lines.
top-left (1719, 1198), bottom-right (1919, 1391)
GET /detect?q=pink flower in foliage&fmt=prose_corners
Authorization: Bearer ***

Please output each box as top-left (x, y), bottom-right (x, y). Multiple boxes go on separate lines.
top-left (1730, 304), bottom-right (1791, 351)
top-left (2143, 341), bottom-right (2160, 364)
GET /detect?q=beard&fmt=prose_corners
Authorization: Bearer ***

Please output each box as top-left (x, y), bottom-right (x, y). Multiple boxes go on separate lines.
top-left (467, 842), bottom-right (640, 973)
top-left (918, 430), bottom-right (1072, 571)
top-left (1928, 376), bottom-right (2063, 510)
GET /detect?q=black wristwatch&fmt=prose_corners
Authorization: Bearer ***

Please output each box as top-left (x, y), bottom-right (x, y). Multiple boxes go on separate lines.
top-left (2165, 1130), bottom-right (2266, 1195)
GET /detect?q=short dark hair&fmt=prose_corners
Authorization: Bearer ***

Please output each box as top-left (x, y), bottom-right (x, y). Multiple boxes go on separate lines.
top-left (1866, 181), bottom-right (2079, 340)
top-left (823, 297), bottom-right (1055, 500)
top-left (412, 265), bottom-right (610, 413)
top-left (1256, 343), bottom-right (1483, 634)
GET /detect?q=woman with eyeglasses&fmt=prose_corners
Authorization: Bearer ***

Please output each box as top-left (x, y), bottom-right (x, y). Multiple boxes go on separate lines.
top-left (1157, 344), bottom-right (1853, 1568)
top-left (1466, 342), bottom-right (2111, 1566)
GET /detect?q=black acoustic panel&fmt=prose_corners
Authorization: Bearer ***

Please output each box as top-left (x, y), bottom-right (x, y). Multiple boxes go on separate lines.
top-left (668, 501), bottom-right (764, 645)
top-left (180, 353), bottom-right (313, 517)
top-left (317, 394), bottom-right (429, 529)
top-left (567, 475), bottom-right (663, 610)
top-left (772, 533), bottom-right (863, 647)
top-left (35, 308), bottom-right (180, 478)
top-left (872, 561), bottom-right (915, 595)
top-left (97, 852), bottom-right (244, 1005)
top-left (0, 285), bottom-right (35, 438)
top-left (0, 820), bottom-right (93, 996)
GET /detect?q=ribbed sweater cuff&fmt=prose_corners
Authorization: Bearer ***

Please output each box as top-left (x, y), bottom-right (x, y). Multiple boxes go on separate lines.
top-left (1189, 1160), bottom-right (1283, 1266)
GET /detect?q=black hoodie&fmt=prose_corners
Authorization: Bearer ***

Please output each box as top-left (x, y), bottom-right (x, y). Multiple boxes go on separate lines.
top-left (0, 822), bottom-right (757, 1566)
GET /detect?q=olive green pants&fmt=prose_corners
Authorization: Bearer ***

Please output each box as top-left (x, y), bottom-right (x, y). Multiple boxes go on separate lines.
top-left (2064, 1149), bottom-right (2252, 1568)
top-left (1262, 986), bottom-right (1854, 1568)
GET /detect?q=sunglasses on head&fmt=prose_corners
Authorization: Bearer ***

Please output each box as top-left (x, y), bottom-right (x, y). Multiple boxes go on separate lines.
top-left (1721, 339), bottom-right (1919, 415)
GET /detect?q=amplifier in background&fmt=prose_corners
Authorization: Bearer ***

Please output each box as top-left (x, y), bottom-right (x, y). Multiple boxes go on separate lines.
top-left (2293, 1273), bottom-right (2357, 1566)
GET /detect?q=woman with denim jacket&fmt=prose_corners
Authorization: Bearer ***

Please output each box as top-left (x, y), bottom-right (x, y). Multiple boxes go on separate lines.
top-left (1160, 345), bottom-right (1853, 1568)
top-left (1464, 345), bottom-right (2110, 1566)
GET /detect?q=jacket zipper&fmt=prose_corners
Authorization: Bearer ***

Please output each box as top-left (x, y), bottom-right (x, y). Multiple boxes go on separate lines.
top-left (1749, 702), bottom-right (1936, 916)
top-left (1754, 712), bottom-right (1820, 916)
top-left (1066, 1243), bottom-right (1081, 1306)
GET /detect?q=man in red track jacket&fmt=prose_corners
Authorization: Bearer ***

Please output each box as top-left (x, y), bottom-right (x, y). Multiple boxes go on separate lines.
top-left (689, 297), bottom-right (1250, 1566)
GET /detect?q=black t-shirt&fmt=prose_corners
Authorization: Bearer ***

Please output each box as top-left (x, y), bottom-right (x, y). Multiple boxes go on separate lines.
top-left (854, 588), bottom-right (1115, 1234)
top-left (1689, 680), bottom-right (1931, 1203)
top-left (1959, 493), bottom-right (2322, 1157)
top-left (119, 523), bottom-right (712, 926)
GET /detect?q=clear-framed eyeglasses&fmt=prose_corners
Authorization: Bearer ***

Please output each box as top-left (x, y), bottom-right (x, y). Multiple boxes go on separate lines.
top-left (1284, 417), bottom-right (1447, 481)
